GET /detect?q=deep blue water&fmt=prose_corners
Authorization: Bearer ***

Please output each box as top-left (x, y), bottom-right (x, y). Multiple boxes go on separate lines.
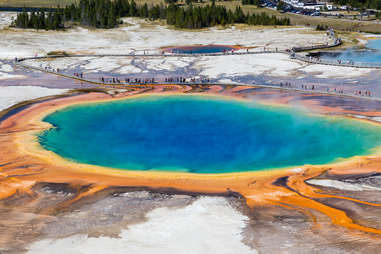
top-left (320, 39), bottom-right (381, 63)
top-left (167, 45), bottom-right (235, 54)
top-left (38, 95), bottom-right (381, 173)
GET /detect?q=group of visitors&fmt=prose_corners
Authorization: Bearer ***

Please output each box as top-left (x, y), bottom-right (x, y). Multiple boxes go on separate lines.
top-left (308, 56), bottom-right (321, 62)
top-left (42, 64), bottom-right (60, 73)
top-left (326, 87), bottom-right (345, 94)
top-left (280, 82), bottom-right (293, 88)
top-left (34, 60), bottom-right (374, 100)
top-left (301, 84), bottom-right (315, 90)
top-left (96, 74), bottom-right (214, 85)
top-left (74, 72), bottom-right (84, 78)
top-left (337, 59), bottom-right (355, 65)
top-left (355, 90), bottom-right (372, 97)
top-left (300, 83), bottom-right (347, 95)
top-left (280, 81), bottom-right (374, 98)
top-left (164, 77), bottom-right (187, 83)
top-left (189, 77), bottom-right (211, 83)
top-left (281, 82), bottom-right (348, 95)
top-left (96, 75), bottom-right (213, 85)
top-left (100, 77), bottom-right (155, 84)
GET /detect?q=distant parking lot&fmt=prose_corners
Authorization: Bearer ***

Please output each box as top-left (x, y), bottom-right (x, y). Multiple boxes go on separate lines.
top-left (261, 0), bottom-right (320, 16)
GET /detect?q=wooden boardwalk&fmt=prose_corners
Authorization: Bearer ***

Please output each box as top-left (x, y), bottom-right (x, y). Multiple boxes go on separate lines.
top-left (13, 33), bottom-right (381, 102)
top-left (291, 54), bottom-right (381, 68)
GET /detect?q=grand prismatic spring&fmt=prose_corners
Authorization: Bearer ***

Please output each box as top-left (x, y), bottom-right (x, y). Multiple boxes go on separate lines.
top-left (1, 9), bottom-right (381, 251)
top-left (2, 86), bottom-right (381, 253)
top-left (39, 94), bottom-right (381, 173)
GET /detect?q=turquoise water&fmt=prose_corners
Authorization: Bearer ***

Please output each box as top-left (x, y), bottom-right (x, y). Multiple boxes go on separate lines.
top-left (320, 39), bottom-right (381, 63)
top-left (165, 45), bottom-right (235, 54)
top-left (38, 95), bottom-right (381, 173)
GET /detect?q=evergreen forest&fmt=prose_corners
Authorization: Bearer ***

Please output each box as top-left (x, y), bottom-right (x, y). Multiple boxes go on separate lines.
top-left (14, 0), bottom-right (290, 30)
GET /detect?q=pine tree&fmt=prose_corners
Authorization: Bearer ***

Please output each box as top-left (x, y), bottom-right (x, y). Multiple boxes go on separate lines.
top-left (129, 0), bottom-right (137, 16)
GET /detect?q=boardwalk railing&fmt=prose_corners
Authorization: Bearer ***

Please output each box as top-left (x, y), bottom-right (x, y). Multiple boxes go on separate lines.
top-left (11, 30), bottom-right (381, 102)
top-left (291, 53), bottom-right (381, 68)
top-left (16, 27), bottom-right (381, 74)
top-left (15, 49), bottom-right (286, 63)
top-left (13, 50), bottom-right (285, 87)
top-left (291, 38), bottom-right (342, 52)
top-left (289, 35), bottom-right (381, 69)
top-left (14, 54), bottom-right (381, 102)
top-left (13, 30), bottom-right (381, 93)
top-left (15, 59), bottom-right (381, 102)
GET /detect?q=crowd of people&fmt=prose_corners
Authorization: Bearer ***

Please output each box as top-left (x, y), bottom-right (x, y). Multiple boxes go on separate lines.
top-left (337, 59), bottom-right (355, 65)
top-left (326, 87), bottom-right (345, 94)
top-left (96, 75), bottom-right (212, 85)
top-left (74, 72), bottom-right (84, 78)
top-left (305, 56), bottom-right (357, 67)
top-left (164, 77), bottom-right (187, 83)
top-left (38, 62), bottom-right (214, 85)
top-left (279, 81), bottom-right (373, 98)
top-left (100, 77), bottom-right (156, 84)
top-left (355, 90), bottom-right (372, 97)
top-left (280, 82), bottom-right (292, 88)
top-left (41, 64), bottom-right (61, 73)
top-left (36, 63), bottom-right (374, 99)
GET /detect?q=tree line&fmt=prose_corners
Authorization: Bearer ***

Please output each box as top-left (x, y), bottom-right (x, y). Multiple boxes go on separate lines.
top-left (14, 0), bottom-right (120, 30)
top-left (166, 4), bottom-right (290, 28)
top-left (13, 0), bottom-right (290, 30)
top-left (241, 0), bottom-right (261, 6)
top-left (14, 10), bottom-right (64, 30)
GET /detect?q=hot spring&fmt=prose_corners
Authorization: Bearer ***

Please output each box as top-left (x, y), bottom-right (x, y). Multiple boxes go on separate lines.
top-left (164, 45), bottom-right (236, 54)
top-left (319, 39), bottom-right (381, 63)
top-left (38, 95), bottom-right (381, 173)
